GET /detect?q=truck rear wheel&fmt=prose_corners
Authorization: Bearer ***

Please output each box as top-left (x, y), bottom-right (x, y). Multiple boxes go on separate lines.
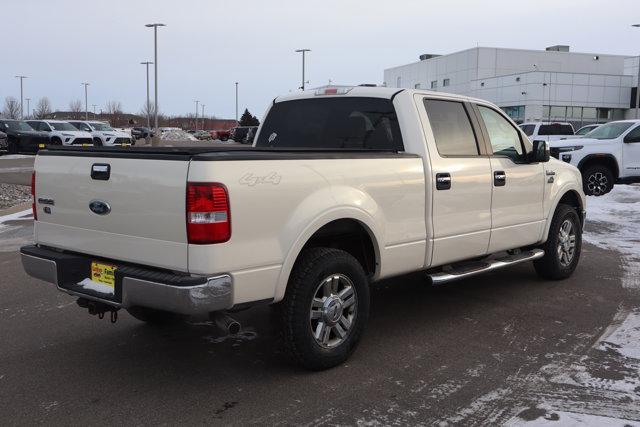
top-left (582, 165), bottom-right (613, 196)
top-left (534, 204), bottom-right (582, 280)
top-left (279, 247), bottom-right (369, 370)
top-left (126, 306), bottom-right (180, 325)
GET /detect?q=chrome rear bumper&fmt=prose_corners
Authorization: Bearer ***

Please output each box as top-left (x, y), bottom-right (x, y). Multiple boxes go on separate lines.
top-left (21, 245), bottom-right (232, 315)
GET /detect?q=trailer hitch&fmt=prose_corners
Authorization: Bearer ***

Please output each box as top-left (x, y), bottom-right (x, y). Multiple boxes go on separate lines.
top-left (76, 298), bottom-right (120, 323)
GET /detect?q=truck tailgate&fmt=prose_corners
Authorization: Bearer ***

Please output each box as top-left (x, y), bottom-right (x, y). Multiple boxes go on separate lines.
top-left (33, 154), bottom-right (190, 271)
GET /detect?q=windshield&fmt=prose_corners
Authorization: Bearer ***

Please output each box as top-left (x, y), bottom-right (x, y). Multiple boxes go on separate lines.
top-left (586, 122), bottom-right (634, 140)
top-left (49, 122), bottom-right (79, 131)
top-left (90, 122), bottom-right (114, 131)
top-left (1, 121), bottom-right (34, 131)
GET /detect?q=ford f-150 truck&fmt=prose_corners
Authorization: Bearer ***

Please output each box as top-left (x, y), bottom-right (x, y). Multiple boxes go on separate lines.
top-left (21, 86), bottom-right (586, 370)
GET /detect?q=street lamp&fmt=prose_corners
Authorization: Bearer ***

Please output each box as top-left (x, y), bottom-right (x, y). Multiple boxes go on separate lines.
top-left (201, 104), bottom-right (206, 129)
top-left (140, 61), bottom-right (153, 127)
top-left (25, 98), bottom-right (31, 119)
top-left (92, 104), bottom-right (97, 117)
top-left (235, 82), bottom-right (239, 122)
top-left (14, 75), bottom-right (27, 119)
top-left (295, 49), bottom-right (311, 90)
top-left (633, 24), bottom-right (640, 119)
top-left (194, 100), bottom-right (199, 131)
top-left (145, 23), bottom-right (166, 143)
top-left (81, 82), bottom-right (90, 120)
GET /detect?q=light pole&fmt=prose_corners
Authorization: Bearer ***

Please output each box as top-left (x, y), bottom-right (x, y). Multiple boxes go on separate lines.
top-left (295, 49), bottom-right (311, 90)
top-left (194, 100), bottom-right (199, 130)
top-left (633, 24), bottom-right (640, 119)
top-left (14, 75), bottom-right (27, 119)
top-left (201, 104), bottom-right (206, 129)
top-left (141, 61), bottom-right (153, 127)
top-left (25, 98), bottom-right (31, 119)
top-left (146, 23), bottom-right (166, 144)
top-left (92, 104), bottom-right (97, 117)
top-left (81, 82), bottom-right (90, 120)
top-left (235, 82), bottom-right (238, 122)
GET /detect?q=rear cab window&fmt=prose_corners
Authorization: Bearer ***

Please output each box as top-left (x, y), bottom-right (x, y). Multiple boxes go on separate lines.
top-left (519, 124), bottom-right (535, 136)
top-left (538, 124), bottom-right (574, 136)
top-left (255, 97), bottom-right (404, 150)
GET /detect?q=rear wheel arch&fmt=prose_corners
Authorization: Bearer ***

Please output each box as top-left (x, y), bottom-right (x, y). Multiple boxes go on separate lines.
top-left (274, 215), bottom-right (381, 303)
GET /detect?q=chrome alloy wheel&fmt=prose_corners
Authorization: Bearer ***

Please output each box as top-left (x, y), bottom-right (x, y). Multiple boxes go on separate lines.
top-left (557, 219), bottom-right (576, 267)
top-left (309, 274), bottom-right (357, 348)
top-left (587, 172), bottom-right (608, 196)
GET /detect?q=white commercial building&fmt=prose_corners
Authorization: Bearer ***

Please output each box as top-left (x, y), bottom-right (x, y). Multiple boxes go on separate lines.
top-left (384, 46), bottom-right (640, 128)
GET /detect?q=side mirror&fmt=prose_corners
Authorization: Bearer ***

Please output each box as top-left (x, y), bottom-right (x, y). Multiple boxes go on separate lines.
top-left (530, 140), bottom-right (550, 163)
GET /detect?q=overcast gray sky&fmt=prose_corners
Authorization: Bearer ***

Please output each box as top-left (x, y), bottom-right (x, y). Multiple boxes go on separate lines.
top-left (1, 0), bottom-right (638, 120)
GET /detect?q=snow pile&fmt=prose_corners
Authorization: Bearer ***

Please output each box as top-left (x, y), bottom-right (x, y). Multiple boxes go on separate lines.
top-left (160, 128), bottom-right (198, 141)
top-left (584, 184), bottom-right (640, 289)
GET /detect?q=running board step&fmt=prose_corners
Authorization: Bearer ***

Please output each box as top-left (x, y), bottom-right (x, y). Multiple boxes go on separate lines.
top-left (428, 249), bottom-right (545, 285)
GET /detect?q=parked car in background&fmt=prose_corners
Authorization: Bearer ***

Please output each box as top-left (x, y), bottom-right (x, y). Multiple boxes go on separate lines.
top-left (549, 120), bottom-right (640, 195)
top-left (229, 126), bottom-right (252, 143)
top-left (131, 127), bottom-right (154, 140)
top-left (193, 130), bottom-right (212, 140)
top-left (574, 124), bottom-right (601, 136)
top-left (68, 121), bottom-right (133, 146)
top-left (210, 129), bottom-right (230, 141)
top-left (519, 122), bottom-right (577, 142)
top-left (0, 130), bottom-right (7, 152)
top-left (22, 86), bottom-right (585, 370)
top-left (0, 119), bottom-right (51, 154)
top-left (244, 126), bottom-right (259, 144)
top-left (27, 120), bottom-right (93, 146)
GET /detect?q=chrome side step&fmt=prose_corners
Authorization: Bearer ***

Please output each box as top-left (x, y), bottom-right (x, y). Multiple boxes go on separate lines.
top-left (428, 249), bottom-right (544, 285)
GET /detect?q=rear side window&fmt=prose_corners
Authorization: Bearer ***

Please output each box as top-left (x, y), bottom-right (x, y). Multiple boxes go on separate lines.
top-left (423, 99), bottom-right (478, 156)
top-left (539, 124), bottom-right (574, 136)
top-left (255, 97), bottom-right (404, 150)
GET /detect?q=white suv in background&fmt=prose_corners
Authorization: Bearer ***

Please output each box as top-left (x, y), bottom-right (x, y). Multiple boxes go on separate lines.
top-left (519, 122), bottom-right (578, 142)
top-left (549, 120), bottom-right (640, 196)
top-left (27, 120), bottom-right (93, 146)
top-left (68, 121), bottom-right (133, 146)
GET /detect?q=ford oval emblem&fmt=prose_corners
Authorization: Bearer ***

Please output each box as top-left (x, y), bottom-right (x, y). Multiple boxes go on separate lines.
top-left (89, 200), bottom-right (111, 215)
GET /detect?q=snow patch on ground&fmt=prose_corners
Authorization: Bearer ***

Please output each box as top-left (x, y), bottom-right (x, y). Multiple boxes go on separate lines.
top-left (0, 208), bottom-right (32, 224)
top-left (598, 309), bottom-right (640, 360)
top-left (584, 185), bottom-right (640, 289)
top-left (505, 408), bottom-right (638, 426)
top-left (0, 154), bottom-right (34, 160)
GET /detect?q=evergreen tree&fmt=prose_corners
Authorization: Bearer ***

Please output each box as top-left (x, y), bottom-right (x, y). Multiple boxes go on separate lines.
top-left (239, 108), bottom-right (260, 126)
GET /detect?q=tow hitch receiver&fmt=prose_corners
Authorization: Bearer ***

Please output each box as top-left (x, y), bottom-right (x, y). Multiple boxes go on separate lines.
top-left (77, 298), bottom-right (120, 323)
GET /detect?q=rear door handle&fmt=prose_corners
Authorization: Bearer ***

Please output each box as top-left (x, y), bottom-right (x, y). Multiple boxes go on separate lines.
top-left (436, 173), bottom-right (451, 190)
top-left (494, 171), bottom-right (506, 186)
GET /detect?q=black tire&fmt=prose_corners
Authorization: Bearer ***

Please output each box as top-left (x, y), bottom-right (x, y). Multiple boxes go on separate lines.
top-left (50, 137), bottom-right (62, 146)
top-left (93, 137), bottom-right (103, 146)
top-left (279, 247), bottom-right (370, 370)
top-left (534, 204), bottom-right (582, 280)
top-left (582, 165), bottom-right (614, 196)
top-left (126, 306), bottom-right (180, 325)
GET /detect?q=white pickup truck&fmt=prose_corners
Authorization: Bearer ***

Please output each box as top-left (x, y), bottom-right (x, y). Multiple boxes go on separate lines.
top-left (519, 122), bottom-right (578, 142)
top-left (21, 87), bottom-right (585, 370)
top-left (549, 120), bottom-right (640, 195)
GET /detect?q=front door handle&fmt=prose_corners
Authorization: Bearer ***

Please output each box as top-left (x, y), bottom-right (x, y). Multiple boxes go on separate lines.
top-left (436, 173), bottom-right (451, 190)
top-left (494, 171), bottom-right (506, 186)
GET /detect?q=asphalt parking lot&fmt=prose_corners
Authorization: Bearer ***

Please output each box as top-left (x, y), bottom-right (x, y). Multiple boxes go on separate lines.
top-left (1, 159), bottom-right (640, 425)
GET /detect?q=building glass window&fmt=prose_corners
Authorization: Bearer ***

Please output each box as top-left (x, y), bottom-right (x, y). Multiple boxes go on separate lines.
top-left (582, 108), bottom-right (597, 119)
top-left (443, 78), bottom-right (450, 87)
top-left (597, 108), bottom-right (611, 120)
top-left (430, 80), bottom-right (438, 90)
top-left (501, 106), bottom-right (525, 122)
top-left (414, 83), bottom-right (421, 89)
top-left (550, 106), bottom-right (566, 119)
top-left (569, 107), bottom-right (582, 119)
top-left (396, 77), bottom-right (402, 88)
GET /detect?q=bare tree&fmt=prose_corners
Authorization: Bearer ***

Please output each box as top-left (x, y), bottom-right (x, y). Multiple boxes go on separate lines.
top-left (34, 97), bottom-right (53, 119)
top-left (138, 101), bottom-right (159, 121)
top-left (104, 100), bottom-right (123, 115)
top-left (2, 97), bottom-right (21, 119)
top-left (69, 99), bottom-right (83, 119)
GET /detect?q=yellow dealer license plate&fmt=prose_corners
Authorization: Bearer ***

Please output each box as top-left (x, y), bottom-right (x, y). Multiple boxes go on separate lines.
top-left (91, 262), bottom-right (116, 288)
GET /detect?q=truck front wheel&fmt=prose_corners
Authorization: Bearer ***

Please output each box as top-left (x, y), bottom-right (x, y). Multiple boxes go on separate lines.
top-left (279, 247), bottom-right (370, 370)
top-left (582, 165), bottom-right (613, 196)
top-left (534, 204), bottom-right (582, 280)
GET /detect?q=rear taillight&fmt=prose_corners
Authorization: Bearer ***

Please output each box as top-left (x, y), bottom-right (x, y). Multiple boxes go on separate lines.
top-left (186, 182), bottom-right (231, 244)
top-left (31, 171), bottom-right (37, 221)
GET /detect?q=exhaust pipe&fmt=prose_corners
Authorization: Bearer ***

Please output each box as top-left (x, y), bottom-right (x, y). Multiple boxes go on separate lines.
top-left (211, 312), bottom-right (241, 335)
